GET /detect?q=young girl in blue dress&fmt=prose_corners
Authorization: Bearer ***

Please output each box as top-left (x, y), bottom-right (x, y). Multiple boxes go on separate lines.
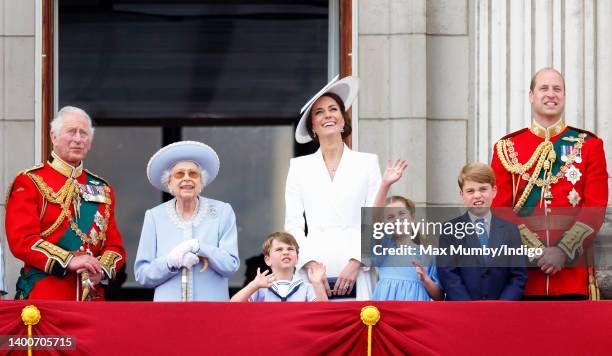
top-left (372, 196), bottom-right (443, 301)
top-left (371, 160), bottom-right (443, 301)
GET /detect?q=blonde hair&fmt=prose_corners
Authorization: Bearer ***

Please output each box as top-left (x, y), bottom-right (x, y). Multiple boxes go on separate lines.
top-left (457, 162), bottom-right (496, 189)
top-left (385, 195), bottom-right (416, 215)
top-left (384, 195), bottom-right (420, 245)
top-left (262, 232), bottom-right (299, 256)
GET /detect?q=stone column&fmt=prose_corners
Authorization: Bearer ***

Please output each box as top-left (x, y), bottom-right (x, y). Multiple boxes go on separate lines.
top-left (357, 0), bottom-right (428, 203)
top-left (1, 0), bottom-right (37, 298)
top-left (357, 0), bottom-right (470, 206)
top-left (425, 0), bottom-right (469, 205)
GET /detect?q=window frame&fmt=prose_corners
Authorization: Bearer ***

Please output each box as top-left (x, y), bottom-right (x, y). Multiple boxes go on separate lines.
top-left (41, 0), bottom-right (354, 156)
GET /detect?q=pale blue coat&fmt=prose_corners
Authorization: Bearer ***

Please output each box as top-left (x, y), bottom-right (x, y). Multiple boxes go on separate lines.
top-left (134, 197), bottom-right (239, 301)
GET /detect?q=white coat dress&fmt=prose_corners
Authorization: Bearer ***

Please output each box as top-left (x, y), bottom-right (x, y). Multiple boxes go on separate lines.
top-left (284, 144), bottom-right (381, 300)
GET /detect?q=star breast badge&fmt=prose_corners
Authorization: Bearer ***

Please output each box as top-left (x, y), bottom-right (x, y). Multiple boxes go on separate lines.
top-left (565, 165), bottom-right (582, 185)
top-left (567, 188), bottom-right (581, 207)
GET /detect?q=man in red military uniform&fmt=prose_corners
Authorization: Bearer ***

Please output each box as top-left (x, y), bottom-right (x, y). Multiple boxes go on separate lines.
top-left (491, 68), bottom-right (608, 299)
top-left (5, 106), bottom-right (126, 300)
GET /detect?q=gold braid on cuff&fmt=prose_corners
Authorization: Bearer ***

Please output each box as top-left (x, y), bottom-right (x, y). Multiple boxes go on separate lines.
top-left (31, 239), bottom-right (74, 273)
top-left (518, 224), bottom-right (545, 249)
top-left (98, 251), bottom-right (123, 279)
top-left (557, 222), bottom-right (594, 260)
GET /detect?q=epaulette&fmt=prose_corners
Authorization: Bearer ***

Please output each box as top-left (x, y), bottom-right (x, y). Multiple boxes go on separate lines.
top-left (5, 164), bottom-right (43, 205)
top-left (84, 169), bottom-right (109, 185)
top-left (19, 163), bottom-right (44, 175)
top-left (499, 127), bottom-right (529, 141)
top-left (567, 126), bottom-right (598, 139)
top-left (4, 182), bottom-right (13, 206)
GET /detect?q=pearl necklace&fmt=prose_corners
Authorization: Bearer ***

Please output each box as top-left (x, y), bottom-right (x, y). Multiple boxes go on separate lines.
top-left (176, 198), bottom-right (199, 221)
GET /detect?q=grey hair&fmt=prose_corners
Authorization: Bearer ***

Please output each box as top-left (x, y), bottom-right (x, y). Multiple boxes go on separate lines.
top-left (50, 106), bottom-right (95, 138)
top-left (161, 161), bottom-right (209, 193)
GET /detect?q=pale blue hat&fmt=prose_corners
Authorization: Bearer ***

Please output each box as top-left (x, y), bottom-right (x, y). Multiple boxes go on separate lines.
top-left (147, 141), bottom-right (220, 192)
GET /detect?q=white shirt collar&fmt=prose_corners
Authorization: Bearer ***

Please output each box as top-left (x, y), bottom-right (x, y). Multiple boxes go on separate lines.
top-left (467, 210), bottom-right (492, 226)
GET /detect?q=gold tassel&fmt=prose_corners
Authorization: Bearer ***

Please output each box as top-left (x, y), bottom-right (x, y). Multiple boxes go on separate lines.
top-left (81, 271), bottom-right (91, 301)
top-left (360, 306), bottom-right (381, 356)
top-left (21, 305), bottom-right (41, 356)
top-left (588, 267), bottom-right (600, 301)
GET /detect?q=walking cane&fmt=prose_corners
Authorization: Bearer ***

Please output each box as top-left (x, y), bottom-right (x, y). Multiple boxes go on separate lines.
top-left (181, 267), bottom-right (189, 302)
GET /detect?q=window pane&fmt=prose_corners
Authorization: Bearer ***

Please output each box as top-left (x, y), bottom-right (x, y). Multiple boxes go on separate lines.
top-left (59, 1), bottom-right (328, 120)
top-left (182, 126), bottom-right (293, 287)
top-left (85, 127), bottom-right (163, 287)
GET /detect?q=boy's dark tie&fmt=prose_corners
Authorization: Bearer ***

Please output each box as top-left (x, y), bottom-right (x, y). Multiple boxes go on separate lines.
top-left (476, 218), bottom-right (490, 264)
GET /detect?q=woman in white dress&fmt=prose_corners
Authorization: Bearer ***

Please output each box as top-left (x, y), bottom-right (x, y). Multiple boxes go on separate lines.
top-left (285, 77), bottom-right (381, 300)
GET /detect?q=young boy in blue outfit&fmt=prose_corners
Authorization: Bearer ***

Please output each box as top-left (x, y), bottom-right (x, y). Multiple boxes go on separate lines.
top-left (231, 232), bottom-right (328, 302)
top-left (438, 163), bottom-right (528, 300)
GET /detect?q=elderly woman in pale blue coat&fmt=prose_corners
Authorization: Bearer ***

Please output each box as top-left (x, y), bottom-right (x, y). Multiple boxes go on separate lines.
top-left (134, 141), bottom-right (239, 301)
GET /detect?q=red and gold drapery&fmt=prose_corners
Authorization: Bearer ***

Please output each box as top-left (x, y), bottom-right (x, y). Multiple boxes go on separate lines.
top-left (1, 301), bottom-right (609, 355)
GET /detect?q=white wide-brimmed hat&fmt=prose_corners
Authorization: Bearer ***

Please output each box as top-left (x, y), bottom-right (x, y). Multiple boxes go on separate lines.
top-left (295, 76), bottom-right (359, 144)
top-left (146, 141), bottom-right (220, 192)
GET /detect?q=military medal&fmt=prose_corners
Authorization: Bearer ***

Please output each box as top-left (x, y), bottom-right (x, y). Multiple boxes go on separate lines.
top-left (575, 148), bottom-right (583, 163)
top-left (89, 229), bottom-right (100, 246)
top-left (560, 145), bottom-right (570, 162)
top-left (80, 184), bottom-right (110, 204)
top-left (561, 136), bottom-right (584, 163)
top-left (568, 188), bottom-right (581, 207)
top-left (565, 165), bottom-right (582, 185)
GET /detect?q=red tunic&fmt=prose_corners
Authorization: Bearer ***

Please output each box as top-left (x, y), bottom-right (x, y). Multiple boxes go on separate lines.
top-left (5, 156), bottom-right (126, 300)
top-left (491, 122), bottom-right (608, 296)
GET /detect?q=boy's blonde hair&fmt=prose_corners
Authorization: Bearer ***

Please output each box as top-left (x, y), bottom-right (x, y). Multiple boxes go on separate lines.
top-left (262, 232), bottom-right (299, 256)
top-left (457, 162), bottom-right (496, 189)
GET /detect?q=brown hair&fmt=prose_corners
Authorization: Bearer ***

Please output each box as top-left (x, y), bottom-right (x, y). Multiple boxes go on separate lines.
top-left (457, 162), bottom-right (496, 189)
top-left (262, 232), bottom-right (299, 256)
top-left (385, 196), bottom-right (416, 216)
top-left (529, 67), bottom-right (566, 92)
top-left (384, 195), bottom-right (420, 245)
top-left (306, 92), bottom-right (353, 142)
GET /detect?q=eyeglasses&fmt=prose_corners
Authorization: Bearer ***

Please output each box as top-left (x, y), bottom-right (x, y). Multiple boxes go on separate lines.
top-left (172, 169), bottom-right (201, 180)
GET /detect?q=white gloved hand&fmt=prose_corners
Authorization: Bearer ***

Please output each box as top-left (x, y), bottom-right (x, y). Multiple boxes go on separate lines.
top-left (177, 239), bottom-right (200, 254)
top-left (167, 247), bottom-right (183, 270)
top-left (181, 252), bottom-right (200, 269)
top-left (167, 239), bottom-right (200, 270)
